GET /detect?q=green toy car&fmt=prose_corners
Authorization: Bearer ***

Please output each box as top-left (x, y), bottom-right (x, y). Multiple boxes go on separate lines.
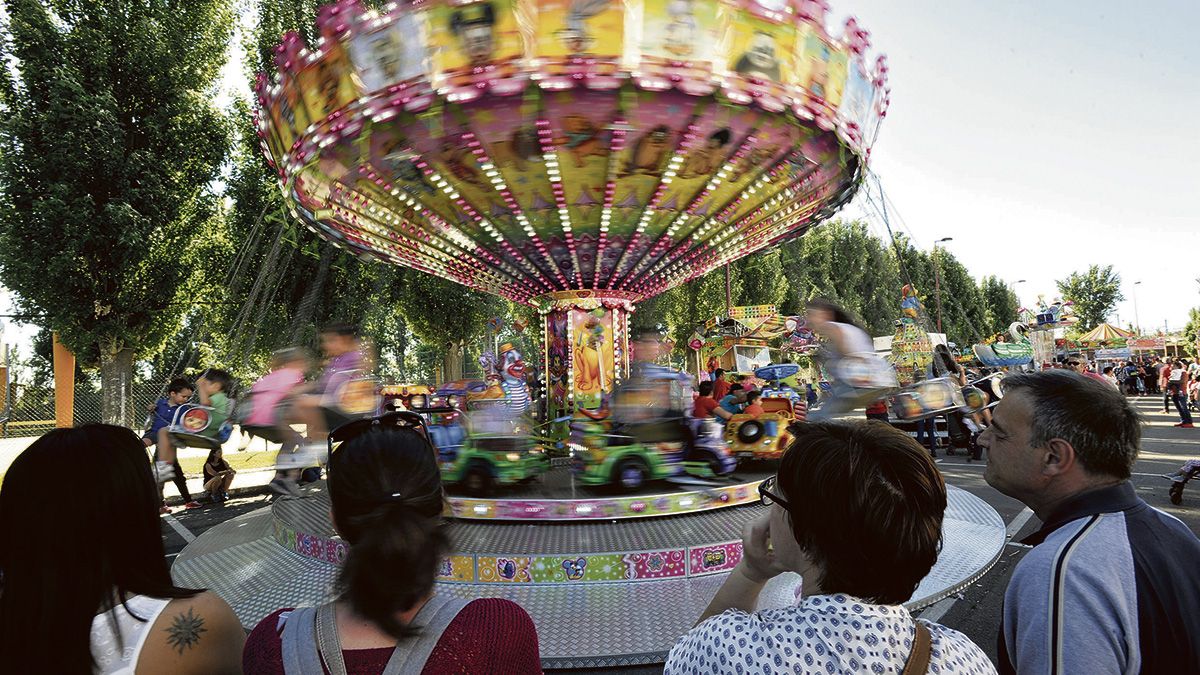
top-left (419, 404), bottom-right (548, 496)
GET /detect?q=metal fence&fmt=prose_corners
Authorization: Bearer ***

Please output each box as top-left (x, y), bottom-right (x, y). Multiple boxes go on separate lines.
top-left (2, 382), bottom-right (163, 437)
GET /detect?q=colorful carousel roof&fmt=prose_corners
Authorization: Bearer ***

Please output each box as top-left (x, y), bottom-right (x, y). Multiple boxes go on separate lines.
top-left (1078, 322), bottom-right (1136, 343)
top-left (256, 0), bottom-right (889, 305)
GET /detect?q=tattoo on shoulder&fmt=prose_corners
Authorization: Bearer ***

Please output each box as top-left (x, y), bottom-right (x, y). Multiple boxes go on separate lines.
top-left (165, 607), bottom-right (208, 655)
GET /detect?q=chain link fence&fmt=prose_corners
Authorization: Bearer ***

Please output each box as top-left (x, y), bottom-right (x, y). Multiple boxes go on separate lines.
top-left (2, 382), bottom-right (162, 437)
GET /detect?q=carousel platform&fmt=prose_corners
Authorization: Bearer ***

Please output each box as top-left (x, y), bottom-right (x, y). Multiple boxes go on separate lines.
top-left (173, 481), bottom-right (1006, 669)
top-left (442, 464), bottom-right (774, 521)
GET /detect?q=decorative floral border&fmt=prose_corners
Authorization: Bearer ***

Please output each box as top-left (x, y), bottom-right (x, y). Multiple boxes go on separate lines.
top-left (273, 515), bottom-right (744, 585)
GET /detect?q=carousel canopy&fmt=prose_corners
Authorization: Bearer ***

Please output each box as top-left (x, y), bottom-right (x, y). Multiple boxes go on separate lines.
top-left (256, 0), bottom-right (889, 307)
top-left (1079, 323), bottom-right (1136, 343)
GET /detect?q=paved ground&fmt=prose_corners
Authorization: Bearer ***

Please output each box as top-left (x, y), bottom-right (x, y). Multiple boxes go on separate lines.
top-left (158, 397), bottom-right (1200, 672)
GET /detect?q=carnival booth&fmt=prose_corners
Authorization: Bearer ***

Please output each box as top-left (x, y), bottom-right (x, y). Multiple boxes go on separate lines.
top-left (171, 0), bottom-right (1006, 668)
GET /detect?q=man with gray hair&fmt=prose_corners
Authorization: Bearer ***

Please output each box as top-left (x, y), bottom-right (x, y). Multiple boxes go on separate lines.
top-left (980, 370), bottom-right (1200, 672)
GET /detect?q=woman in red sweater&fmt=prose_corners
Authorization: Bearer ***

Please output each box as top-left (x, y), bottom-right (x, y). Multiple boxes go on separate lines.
top-left (242, 414), bottom-right (542, 674)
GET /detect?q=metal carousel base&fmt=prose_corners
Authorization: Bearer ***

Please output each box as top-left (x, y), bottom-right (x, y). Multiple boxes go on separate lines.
top-left (172, 482), bottom-right (1005, 669)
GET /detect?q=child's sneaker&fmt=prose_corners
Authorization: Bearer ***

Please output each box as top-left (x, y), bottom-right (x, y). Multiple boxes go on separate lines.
top-left (154, 461), bottom-right (175, 483)
top-left (159, 505), bottom-right (172, 515)
top-left (184, 501), bottom-right (203, 509)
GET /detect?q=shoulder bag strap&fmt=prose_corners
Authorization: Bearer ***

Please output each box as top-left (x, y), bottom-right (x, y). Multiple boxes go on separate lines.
top-left (281, 607), bottom-right (330, 675)
top-left (381, 595), bottom-right (471, 675)
top-left (314, 602), bottom-right (350, 675)
top-left (902, 620), bottom-right (933, 675)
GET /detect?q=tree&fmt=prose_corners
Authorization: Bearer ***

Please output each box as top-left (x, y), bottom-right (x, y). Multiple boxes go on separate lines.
top-left (393, 272), bottom-right (503, 381)
top-left (1184, 307), bottom-right (1200, 359)
top-left (979, 276), bottom-right (1021, 338)
top-left (1056, 265), bottom-right (1125, 331)
top-left (0, 0), bottom-right (234, 423)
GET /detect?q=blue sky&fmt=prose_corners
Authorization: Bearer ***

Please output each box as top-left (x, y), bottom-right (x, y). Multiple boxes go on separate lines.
top-left (836, 0), bottom-right (1200, 333)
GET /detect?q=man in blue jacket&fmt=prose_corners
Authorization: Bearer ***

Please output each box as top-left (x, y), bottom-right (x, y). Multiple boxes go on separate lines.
top-left (980, 370), bottom-right (1200, 673)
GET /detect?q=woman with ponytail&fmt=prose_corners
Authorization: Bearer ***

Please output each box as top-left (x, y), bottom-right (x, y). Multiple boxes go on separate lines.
top-left (242, 414), bottom-right (542, 674)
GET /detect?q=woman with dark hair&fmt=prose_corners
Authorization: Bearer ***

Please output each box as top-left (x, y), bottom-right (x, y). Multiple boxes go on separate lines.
top-left (243, 415), bottom-right (541, 674)
top-left (804, 299), bottom-right (891, 421)
top-left (0, 424), bottom-right (245, 674)
top-left (665, 421), bottom-right (994, 673)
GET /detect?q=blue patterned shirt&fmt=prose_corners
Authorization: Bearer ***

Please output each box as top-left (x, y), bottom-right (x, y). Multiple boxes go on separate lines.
top-left (665, 593), bottom-right (996, 674)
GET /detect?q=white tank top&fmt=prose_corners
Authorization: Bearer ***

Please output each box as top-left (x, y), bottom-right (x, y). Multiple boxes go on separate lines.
top-left (91, 594), bottom-right (172, 675)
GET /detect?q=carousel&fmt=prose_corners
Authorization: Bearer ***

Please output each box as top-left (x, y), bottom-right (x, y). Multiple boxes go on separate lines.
top-left (171, 0), bottom-right (1006, 667)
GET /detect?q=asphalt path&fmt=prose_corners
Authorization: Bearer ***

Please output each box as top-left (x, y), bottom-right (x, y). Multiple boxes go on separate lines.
top-left (161, 397), bottom-right (1200, 672)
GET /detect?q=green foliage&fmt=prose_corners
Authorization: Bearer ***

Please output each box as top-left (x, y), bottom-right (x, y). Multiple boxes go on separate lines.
top-left (1184, 307), bottom-right (1200, 359)
top-left (979, 276), bottom-right (1021, 337)
top-left (1056, 265), bottom-right (1125, 331)
top-left (0, 0), bottom-right (235, 419)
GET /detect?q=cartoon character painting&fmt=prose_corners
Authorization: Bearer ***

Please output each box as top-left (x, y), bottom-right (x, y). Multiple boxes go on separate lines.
top-left (562, 557), bottom-right (587, 581)
top-left (664, 0), bottom-right (698, 56)
top-left (498, 343), bottom-right (531, 415)
top-left (440, 140), bottom-right (485, 186)
top-left (450, 2), bottom-right (497, 65)
top-left (557, 0), bottom-right (609, 54)
top-left (622, 125), bottom-right (672, 176)
top-left (573, 314), bottom-right (607, 410)
top-left (733, 31), bottom-right (782, 81)
top-left (680, 128), bottom-right (732, 178)
top-left (490, 125), bottom-right (541, 170)
top-left (556, 115), bottom-right (608, 167)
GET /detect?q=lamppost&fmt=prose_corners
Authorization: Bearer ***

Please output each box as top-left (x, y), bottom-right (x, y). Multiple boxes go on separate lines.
top-left (1132, 281), bottom-right (1142, 335)
top-left (933, 238), bottom-right (953, 333)
top-left (1011, 279), bottom-right (1026, 315)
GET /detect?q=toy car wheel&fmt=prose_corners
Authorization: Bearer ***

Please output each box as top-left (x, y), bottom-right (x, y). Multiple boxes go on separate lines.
top-left (736, 420), bottom-right (765, 445)
top-left (613, 457), bottom-right (648, 491)
top-left (1170, 484), bottom-right (1183, 505)
top-left (463, 463), bottom-right (495, 497)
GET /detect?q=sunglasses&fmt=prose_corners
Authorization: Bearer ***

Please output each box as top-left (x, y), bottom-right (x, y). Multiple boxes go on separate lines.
top-left (758, 475), bottom-right (792, 511)
top-left (327, 411), bottom-right (431, 455)
top-left (1067, 361), bottom-right (1081, 366)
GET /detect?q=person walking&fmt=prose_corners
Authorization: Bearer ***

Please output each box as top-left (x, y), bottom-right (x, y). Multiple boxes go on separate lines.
top-left (1167, 359), bottom-right (1194, 428)
top-left (978, 371), bottom-right (1200, 672)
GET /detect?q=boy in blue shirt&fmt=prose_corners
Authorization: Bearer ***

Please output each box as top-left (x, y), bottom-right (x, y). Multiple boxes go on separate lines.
top-left (144, 378), bottom-right (200, 510)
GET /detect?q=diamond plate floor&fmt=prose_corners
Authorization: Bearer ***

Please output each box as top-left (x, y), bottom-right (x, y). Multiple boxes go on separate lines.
top-left (174, 485), bottom-right (1005, 669)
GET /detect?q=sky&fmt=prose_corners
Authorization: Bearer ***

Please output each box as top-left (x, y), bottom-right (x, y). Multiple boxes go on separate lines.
top-left (834, 0), bottom-right (1200, 333)
top-left (3, 0), bottom-right (1198, 355)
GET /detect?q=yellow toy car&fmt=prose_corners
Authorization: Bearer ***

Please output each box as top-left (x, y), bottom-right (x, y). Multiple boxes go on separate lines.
top-left (724, 397), bottom-right (802, 461)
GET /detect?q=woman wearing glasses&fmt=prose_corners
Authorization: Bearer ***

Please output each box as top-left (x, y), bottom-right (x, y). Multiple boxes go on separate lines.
top-left (243, 414), bottom-right (542, 674)
top-left (665, 421), bottom-right (995, 674)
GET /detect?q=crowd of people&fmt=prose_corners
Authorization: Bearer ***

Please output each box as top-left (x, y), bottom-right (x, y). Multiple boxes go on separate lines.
top-left (1046, 354), bottom-right (1197, 429)
top-left (1, 368), bottom-right (1197, 673)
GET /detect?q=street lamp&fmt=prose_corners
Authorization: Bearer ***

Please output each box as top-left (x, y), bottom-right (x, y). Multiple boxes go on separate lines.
top-left (1133, 281), bottom-right (1142, 335)
top-left (933, 238), bottom-right (953, 333)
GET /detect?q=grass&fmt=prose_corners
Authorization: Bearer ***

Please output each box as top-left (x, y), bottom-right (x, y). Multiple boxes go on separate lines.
top-left (176, 447), bottom-right (281, 478)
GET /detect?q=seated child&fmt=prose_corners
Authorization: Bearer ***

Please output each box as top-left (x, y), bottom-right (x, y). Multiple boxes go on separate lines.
top-left (202, 447), bottom-right (236, 504)
top-left (154, 369), bottom-right (233, 484)
top-left (742, 390), bottom-right (765, 418)
top-left (245, 348), bottom-right (311, 497)
top-left (144, 377), bottom-right (200, 510)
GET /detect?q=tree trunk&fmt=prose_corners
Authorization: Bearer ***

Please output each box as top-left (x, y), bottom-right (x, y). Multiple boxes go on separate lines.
top-left (99, 345), bottom-right (136, 426)
top-left (442, 341), bottom-right (464, 381)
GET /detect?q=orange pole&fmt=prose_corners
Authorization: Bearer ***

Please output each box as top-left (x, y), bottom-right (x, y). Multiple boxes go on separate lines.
top-left (53, 332), bottom-right (75, 428)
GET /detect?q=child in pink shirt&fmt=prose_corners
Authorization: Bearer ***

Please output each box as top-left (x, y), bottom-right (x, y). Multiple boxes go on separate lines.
top-left (246, 348), bottom-right (311, 497)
